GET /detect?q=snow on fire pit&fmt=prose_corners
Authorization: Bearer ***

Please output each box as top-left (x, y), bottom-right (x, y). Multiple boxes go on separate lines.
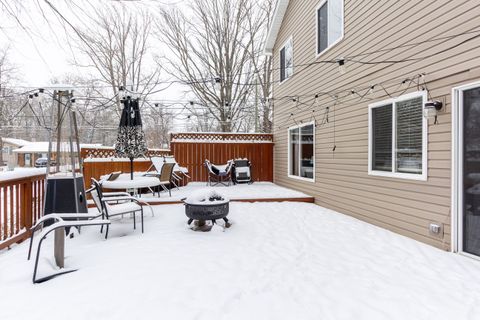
top-left (183, 189), bottom-right (231, 231)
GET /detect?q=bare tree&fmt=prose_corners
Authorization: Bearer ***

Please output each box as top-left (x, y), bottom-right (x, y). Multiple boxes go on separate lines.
top-left (142, 103), bottom-right (173, 148)
top-left (48, 74), bottom-right (120, 145)
top-left (71, 5), bottom-right (161, 113)
top-left (0, 47), bottom-right (21, 165)
top-left (157, 0), bottom-right (271, 132)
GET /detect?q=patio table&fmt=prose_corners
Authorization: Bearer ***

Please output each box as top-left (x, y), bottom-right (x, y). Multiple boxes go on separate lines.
top-left (101, 174), bottom-right (161, 196)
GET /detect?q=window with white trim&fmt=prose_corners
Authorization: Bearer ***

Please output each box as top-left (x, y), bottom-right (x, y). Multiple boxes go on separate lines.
top-left (289, 123), bottom-right (314, 180)
top-left (316, 0), bottom-right (344, 55)
top-left (280, 38), bottom-right (293, 82)
top-left (368, 92), bottom-right (427, 180)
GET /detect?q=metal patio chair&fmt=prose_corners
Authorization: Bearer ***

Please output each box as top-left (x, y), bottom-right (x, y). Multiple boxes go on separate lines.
top-left (90, 178), bottom-right (145, 238)
top-left (205, 159), bottom-right (233, 186)
top-left (147, 156), bottom-right (190, 190)
top-left (27, 212), bottom-right (110, 283)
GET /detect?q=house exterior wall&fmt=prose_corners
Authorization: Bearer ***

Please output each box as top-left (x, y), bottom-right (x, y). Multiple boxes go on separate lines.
top-left (271, 0), bottom-right (480, 250)
top-left (1, 142), bottom-right (19, 168)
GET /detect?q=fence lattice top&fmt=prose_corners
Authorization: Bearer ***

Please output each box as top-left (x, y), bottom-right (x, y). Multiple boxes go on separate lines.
top-left (170, 132), bottom-right (273, 143)
top-left (81, 147), bottom-right (170, 159)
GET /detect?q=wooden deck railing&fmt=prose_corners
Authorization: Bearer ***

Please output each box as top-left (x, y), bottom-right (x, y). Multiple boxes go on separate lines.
top-left (0, 174), bottom-right (46, 250)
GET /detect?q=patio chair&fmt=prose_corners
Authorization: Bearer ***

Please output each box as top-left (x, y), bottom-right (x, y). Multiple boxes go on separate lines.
top-left (27, 212), bottom-right (110, 283)
top-left (90, 178), bottom-right (145, 238)
top-left (147, 156), bottom-right (190, 190)
top-left (205, 159), bottom-right (233, 186)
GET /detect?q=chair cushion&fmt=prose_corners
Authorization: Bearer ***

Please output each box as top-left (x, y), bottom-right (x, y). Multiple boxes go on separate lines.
top-left (106, 202), bottom-right (142, 216)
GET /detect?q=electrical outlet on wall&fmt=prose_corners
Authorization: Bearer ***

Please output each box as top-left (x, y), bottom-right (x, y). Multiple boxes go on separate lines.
top-left (429, 222), bottom-right (444, 237)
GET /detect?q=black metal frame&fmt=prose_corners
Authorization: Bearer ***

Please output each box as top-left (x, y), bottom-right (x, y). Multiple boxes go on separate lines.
top-left (91, 179), bottom-right (145, 238)
top-left (205, 159), bottom-right (233, 187)
top-left (27, 214), bottom-right (110, 284)
top-left (232, 159), bottom-right (253, 184)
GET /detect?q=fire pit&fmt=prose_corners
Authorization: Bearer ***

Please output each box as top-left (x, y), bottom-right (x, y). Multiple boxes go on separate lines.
top-left (183, 190), bottom-right (230, 231)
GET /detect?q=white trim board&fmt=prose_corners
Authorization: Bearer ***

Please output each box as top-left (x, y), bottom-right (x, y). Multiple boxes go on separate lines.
top-left (287, 121), bottom-right (316, 183)
top-left (367, 91), bottom-right (428, 181)
top-left (451, 80), bottom-right (480, 256)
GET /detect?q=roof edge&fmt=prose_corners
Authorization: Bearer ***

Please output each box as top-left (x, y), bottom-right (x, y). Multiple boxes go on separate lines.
top-left (262, 0), bottom-right (290, 55)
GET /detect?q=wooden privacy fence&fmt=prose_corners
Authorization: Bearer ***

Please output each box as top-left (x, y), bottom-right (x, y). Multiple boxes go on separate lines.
top-left (0, 174), bottom-right (46, 250)
top-left (170, 133), bottom-right (274, 182)
top-left (81, 147), bottom-right (171, 188)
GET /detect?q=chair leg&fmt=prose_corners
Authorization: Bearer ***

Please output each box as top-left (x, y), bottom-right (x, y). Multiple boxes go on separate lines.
top-left (133, 212), bottom-right (136, 230)
top-left (105, 225), bottom-right (109, 240)
top-left (141, 208), bottom-right (144, 233)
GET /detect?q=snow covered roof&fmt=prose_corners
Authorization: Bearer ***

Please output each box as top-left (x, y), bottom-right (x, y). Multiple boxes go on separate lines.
top-left (1, 137), bottom-right (30, 147)
top-left (13, 142), bottom-right (102, 153)
top-left (263, 0), bottom-right (290, 55)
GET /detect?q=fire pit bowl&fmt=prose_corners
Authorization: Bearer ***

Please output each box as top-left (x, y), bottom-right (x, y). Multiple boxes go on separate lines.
top-left (183, 189), bottom-right (230, 230)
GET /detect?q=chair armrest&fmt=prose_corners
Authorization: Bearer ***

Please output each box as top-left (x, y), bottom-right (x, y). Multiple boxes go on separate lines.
top-left (103, 191), bottom-right (132, 197)
top-left (31, 213), bottom-right (100, 231)
top-left (102, 196), bottom-right (138, 203)
top-left (143, 172), bottom-right (160, 177)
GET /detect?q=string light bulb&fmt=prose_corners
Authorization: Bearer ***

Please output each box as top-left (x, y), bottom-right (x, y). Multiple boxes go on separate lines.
top-left (336, 58), bottom-right (346, 75)
top-left (213, 77), bottom-right (222, 91)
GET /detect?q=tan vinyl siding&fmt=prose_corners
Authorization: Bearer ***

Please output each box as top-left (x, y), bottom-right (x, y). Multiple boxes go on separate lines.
top-left (271, 0), bottom-right (480, 250)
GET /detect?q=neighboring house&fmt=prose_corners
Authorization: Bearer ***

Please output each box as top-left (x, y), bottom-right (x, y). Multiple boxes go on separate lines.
top-left (13, 142), bottom-right (102, 167)
top-left (1, 138), bottom-right (30, 168)
top-left (264, 0), bottom-right (480, 258)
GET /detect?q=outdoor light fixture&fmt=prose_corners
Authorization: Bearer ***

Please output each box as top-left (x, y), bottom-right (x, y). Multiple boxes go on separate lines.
top-left (336, 58), bottom-right (346, 74)
top-left (213, 77), bottom-right (222, 90)
top-left (424, 100), bottom-right (443, 122)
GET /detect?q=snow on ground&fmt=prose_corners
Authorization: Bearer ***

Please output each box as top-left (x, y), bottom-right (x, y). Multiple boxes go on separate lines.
top-left (141, 182), bottom-right (312, 202)
top-left (1, 202), bottom-right (480, 320)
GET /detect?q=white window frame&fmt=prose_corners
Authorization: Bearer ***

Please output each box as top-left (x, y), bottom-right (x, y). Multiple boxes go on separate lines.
top-left (451, 80), bottom-right (480, 259)
top-left (315, 0), bottom-right (344, 58)
top-left (287, 121), bottom-right (315, 182)
top-left (279, 37), bottom-right (294, 84)
top-left (368, 91), bottom-right (428, 181)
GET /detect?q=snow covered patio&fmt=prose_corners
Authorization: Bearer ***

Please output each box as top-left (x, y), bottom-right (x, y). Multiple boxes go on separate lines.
top-left (134, 181), bottom-right (314, 204)
top-left (1, 202), bottom-right (480, 319)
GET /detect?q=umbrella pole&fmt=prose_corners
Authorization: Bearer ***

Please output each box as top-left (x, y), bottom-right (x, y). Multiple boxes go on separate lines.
top-left (130, 157), bottom-right (134, 180)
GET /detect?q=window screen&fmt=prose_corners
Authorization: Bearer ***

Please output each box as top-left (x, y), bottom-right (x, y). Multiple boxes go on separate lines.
top-left (280, 47), bottom-right (286, 82)
top-left (372, 105), bottom-right (392, 171)
top-left (396, 97), bottom-right (423, 173)
top-left (317, 0), bottom-right (343, 54)
top-left (290, 128), bottom-right (299, 176)
top-left (317, 3), bottom-right (328, 53)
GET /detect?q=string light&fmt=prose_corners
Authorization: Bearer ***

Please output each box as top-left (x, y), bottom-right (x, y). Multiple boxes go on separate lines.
top-left (336, 58), bottom-right (346, 75)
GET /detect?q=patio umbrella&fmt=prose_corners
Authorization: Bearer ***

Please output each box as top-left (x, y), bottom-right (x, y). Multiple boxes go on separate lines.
top-left (115, 97), bottom-right (148, 180)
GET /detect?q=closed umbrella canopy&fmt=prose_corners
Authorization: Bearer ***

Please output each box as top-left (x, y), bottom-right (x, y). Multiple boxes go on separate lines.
top-left (115, 98), bottom-right (148, 179)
